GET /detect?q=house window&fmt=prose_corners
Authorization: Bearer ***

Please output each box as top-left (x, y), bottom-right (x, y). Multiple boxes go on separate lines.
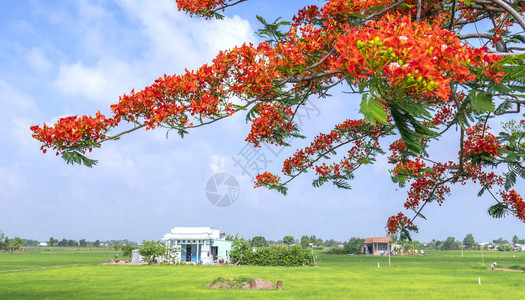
top-left (378, 244), bottom-right (388, 251)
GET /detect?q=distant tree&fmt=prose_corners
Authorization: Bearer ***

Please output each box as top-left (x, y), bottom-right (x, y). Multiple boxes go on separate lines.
top-left (324, 239), bottom-right (342, 248)
top-left (282, 236), bottom-right (295, 246)
top-left (48, 237), bottom-right (55, 247)
top-left (139, 240), bottom-right (166, 264)
top-left (512, 235), bottom-right (519, 245)
top-left (93, 240), bottom-right (100, 247)
top-left (518, 239), bottom-right (525, 244)
top-left (389, 233), bottom-right (399, 248)
top-left (113, 243), bottom-right (124, 251)
top-left (498, 244), bottom-right (513, 251)
top-left (0, 231), bottom-right (4, 250)
top-left (309, 235), bottom-right (323, 247)
top-left (300, 235), bottom-right (310, 248)
top-left (344, 237), bottom-right (365, 254)
top-left (67, 239), bottom-right (77, 247)
top-left (58, 239), bottom-right (68, 247)
top-left (463, 234), bottom-right (476, 249)
top-left (4, 236), bottom-right (10, 250)
top-left (426, 239), bottom-right (437, 250)
top-left (22, 239), bottom-right (39, 247)
top-left (11, 237), bottom-right (22, 251)
top-left (250, 236), bottom-right (268, 248)
top-left (493, 237), bottom-right (510, 244)
top-left (443, 237), bottom-right (460, 250)
top-left (79, 239), bottom-right (87, 247)
top-left (401, 240), bottom-right (422, 253)
top-left (122, 244), bottom-right (136, 258)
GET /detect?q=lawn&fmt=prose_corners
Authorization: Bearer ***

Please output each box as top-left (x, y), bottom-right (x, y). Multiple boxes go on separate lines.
top-left (0, 248), bottom-right (116, 272)
top-left (0, 249), bottom-right (523, 299)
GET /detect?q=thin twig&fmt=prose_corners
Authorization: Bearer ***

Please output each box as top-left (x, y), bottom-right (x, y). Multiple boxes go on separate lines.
top-left (366, 0), bottom-right (407, 20)
top-left (101, 124), bottom-right (146, 143)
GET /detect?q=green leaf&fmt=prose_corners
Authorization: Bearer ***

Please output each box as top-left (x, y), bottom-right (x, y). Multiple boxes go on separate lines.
top-left (468, 90), bottom-right (494, 113)
top-left (359, 94), bottom-right (388, 125)
top-left (61, 151), bottom-right (98, 168)
top-left (312, 177), bottom-right (328, 188)
top-left (504, 170), bottom-right (516, 191)
top-left (487, 202), bottom-right (510, 218)
top-left (390, 105), bottom-right (426, 155)
top-left (332, 178), bottom-right (352, 189)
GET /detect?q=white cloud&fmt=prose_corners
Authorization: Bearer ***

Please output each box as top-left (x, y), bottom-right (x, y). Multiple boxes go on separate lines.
top-left (0, 79), bottom-right (37, 113)
top-left (0, 79), bottom-right (39, 147)
top-left (26, 48), bottom-right (52, 73)
top-left (52, 0), bottom-right (256, 105)
top-left (54, 59), bottom-right (137, 104)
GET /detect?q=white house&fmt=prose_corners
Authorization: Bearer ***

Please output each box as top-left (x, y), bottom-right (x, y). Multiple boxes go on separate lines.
top-left (38, 242), bottom-right (48, 247)
top-left (162, 227), bottom-right (232, 264)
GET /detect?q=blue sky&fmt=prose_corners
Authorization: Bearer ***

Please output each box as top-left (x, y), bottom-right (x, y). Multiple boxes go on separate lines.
top-left (0, 0), bottom-right (522, 243)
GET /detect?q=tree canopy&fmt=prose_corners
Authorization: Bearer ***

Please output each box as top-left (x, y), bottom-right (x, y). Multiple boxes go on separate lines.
top-left (31, 0), bottom-right (525, 236)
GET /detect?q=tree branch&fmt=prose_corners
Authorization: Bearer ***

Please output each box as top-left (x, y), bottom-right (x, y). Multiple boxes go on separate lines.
top-left (488, 0), bottom-right (525, 31)
top-left (366, 0), bottom-right (407, 20)
top-left (458, 33), bottom-right (495, 39)
top-left (211, 0), bottom-right (248, 13)
top-left (101, 124), bottom-right (146, 143)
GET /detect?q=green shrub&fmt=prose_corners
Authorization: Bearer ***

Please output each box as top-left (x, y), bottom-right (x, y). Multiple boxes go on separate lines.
top-left (498, 244), bottom-right (512, 251)
top-left (230, 237), bottom-right (312, 266)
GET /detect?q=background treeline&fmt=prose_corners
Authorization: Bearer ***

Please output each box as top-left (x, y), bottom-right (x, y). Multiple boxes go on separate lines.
top-left (2, 229), bottom-right (524, 254)
top-left (0, 231), bottom-right (137, 252)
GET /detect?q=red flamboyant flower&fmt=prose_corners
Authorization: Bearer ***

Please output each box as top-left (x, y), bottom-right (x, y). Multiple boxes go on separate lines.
top-left (500, 190), bottom-right (525, 222)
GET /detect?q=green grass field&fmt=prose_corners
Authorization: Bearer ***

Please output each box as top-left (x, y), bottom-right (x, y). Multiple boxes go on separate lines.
top-left (0, 248), bottom-right (116, 272)
top-left (0, 249), bottom-right (524, 299)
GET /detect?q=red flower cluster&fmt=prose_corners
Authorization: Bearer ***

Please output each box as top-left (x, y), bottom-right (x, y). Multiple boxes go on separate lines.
top-left (281, 119), bottom-right (381, 176)
top-left (387, 212), bottom-right (416, 234)
top-left (254, 172), bottom-right (280, 188)
top-left (500, 190), bottom-right (525, 222)
top-left (332, 14), bottom-right (502, 101)
top-left (404, 162), bottom-right (452, 209)
top-left (388, 139), bottom-right (408, 163)
top-left (463, 125), bottom-right (503, 160)
top-left (393, 158), bottom-right (426, 177)
top-left (246, 102), bottom-right (294, 147)
top-left (175, 0), bottom-right (227, 19)
top-left (30, 112), bottom-right (116, 155)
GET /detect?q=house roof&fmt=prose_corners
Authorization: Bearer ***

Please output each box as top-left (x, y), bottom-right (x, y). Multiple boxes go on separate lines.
top-left (364, 237), bottom-right (392, 244)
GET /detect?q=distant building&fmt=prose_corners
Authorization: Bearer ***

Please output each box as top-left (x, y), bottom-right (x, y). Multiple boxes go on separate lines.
top-left (162, 227), bottom-right (232, 263)
top-left (363, 237), bottom-right (393, 255)
top-left (131, 249), bottom-right (144, 263)
top-left (38, 242), bottom-right (48, 247)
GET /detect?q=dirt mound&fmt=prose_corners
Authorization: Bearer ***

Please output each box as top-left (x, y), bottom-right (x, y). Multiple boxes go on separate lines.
top-left (247, 278), bottom-right (276, 290)
top-left (487, 267), bottom-right (524, 273)
top-left (206, 277), bottom-right (280, 290)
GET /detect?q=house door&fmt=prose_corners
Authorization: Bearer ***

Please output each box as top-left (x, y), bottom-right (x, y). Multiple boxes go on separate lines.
top-left (186, 244), bottom-right (192, 261)
top-left (211, 246), bottom-right (218, 261)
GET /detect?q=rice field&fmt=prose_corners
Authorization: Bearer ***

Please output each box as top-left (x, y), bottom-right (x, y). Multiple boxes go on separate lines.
top-left (0, 248), bottom-right (523, 299)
